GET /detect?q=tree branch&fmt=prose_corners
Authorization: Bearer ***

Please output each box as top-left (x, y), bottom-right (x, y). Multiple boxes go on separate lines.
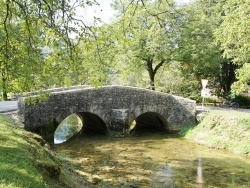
top-left (153, 59), bottom-right (165, 75)
top-left (4, 0), bottom-right (10, 61)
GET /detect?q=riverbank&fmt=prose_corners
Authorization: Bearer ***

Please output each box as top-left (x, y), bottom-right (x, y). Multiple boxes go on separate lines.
top-left (0, 114), bottom-right (90, 188)
top-left (179, 110), bottom-right (250, 156)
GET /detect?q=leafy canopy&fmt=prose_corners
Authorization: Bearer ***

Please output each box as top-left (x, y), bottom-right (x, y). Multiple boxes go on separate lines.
top-left (215, 0), bottom-right (250, 92)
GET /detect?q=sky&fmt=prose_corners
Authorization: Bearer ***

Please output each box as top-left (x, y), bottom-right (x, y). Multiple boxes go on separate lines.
top-left (81, 0), bottom-right (193, 25)
top-left (81, 0), bottom-right (115, 24)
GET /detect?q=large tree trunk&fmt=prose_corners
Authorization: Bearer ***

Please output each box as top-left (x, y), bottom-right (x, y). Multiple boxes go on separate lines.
top-left (3, 91), bottom-right (8, 101)
top-left (146, 59), bottom-right (155, 90)
top-left (220, 60), bottom-right (238, 93)
top-left (2, 77), bottom-right (8, 100)
top-left (145, 58), bottom-right (165, 90)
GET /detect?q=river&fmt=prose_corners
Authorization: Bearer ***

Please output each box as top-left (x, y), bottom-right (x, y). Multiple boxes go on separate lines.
top-left (51, 128), bottom-right (250, 188)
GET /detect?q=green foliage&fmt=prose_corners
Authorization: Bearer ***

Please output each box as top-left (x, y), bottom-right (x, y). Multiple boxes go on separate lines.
top-left (215, 0), bottom-right (250, 93)
top-left (109, 0), bottom-right (178, 89)
top-left (216, 0), bottom-right (250, 64)
top-left (235, 94), bottom-right (250, 106)
top-left (155, 62), bottom-right (189, 95)
top-left (176, 0), bottom-right (229, 92)
top-left (25, 92), bottom-right (51, 105)
top-left (194, 96), bottom-right (218, 104)
top-left (1, 0), bottom-right (249, 100)
top-left (0, 0), bottom-right (107, 98)
top-left (231, 63), bottom-right (250, 93)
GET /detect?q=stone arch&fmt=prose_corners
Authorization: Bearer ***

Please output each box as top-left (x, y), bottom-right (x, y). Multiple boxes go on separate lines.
top-left (54, 109), bottom-right (73, 125)
top-left (128, 112), bottom-right (169, 134)
top-left (53, 111), bottom-right (108, 143)
top-left (51, 108), bottom-right (108, 136)
top-left (77, 112), bottom-right (107, 134)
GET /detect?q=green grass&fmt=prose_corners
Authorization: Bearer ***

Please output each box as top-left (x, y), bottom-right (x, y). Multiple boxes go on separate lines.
top-left (179, 110), bottom-right (250, 155)
top-left (0, 114), bottom-right (91, 188)
top-left (0, 116), bottom-right (52, 188)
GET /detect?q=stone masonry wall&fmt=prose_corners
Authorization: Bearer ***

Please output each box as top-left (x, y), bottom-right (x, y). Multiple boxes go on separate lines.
top-left (18, 86), bottom-right (196, 135)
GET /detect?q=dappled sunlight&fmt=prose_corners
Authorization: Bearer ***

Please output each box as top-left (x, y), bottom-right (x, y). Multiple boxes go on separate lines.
top-left (53, 133), bottom-right (250, 187)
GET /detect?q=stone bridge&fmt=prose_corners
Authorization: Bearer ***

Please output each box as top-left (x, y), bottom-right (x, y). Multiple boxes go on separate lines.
top-left (18, 86), bottom-right (196, 137)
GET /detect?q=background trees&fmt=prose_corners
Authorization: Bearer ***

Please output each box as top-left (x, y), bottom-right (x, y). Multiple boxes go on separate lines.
top-left (174, 0), bottom-right (239, 97)
top-left (0, 0), bottom-right (45, 100)
top-left (0, 0), bottom-right (103, 100)
top-left (1, 0), bottom-right (249, 101)
top-left (108, 0), bottom-right (179, 90)
top-left (215, 0), bottom-right (250, 93)
top-left (107, 0), bottom-right (239, 97)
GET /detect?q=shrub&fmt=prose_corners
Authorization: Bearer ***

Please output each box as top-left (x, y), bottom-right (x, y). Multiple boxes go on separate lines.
top-left (236, 94), bottom-right (250, 107)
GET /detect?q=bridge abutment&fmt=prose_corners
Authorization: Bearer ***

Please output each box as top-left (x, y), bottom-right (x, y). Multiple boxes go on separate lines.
top-left (108, 109), bottom-right (130, 137)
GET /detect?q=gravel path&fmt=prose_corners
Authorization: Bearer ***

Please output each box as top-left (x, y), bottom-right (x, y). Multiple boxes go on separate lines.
top-left (196, 105), bottom-right (250, 113)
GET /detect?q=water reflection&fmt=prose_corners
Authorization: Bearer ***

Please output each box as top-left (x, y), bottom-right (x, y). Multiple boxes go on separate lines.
top-left (154, 165), bottom-right (174, 187)
top-left (54, 113), bottom-right (83, 144)
top-left (196, 156), bottom-right (204, 187)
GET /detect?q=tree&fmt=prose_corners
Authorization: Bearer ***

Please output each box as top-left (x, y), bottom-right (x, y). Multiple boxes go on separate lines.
top-left (110, 0), bottom-right (178, 90)
top-left (0, 0), bottom-right (103, 100)
top-left (232, 64), bottom-right (250, 93)
top-left (215, 0), bottom-right (250, 93)
top-left (0, 0), bottom-right (46, 100)
top-left (175, 0), bottom-right (239, 95)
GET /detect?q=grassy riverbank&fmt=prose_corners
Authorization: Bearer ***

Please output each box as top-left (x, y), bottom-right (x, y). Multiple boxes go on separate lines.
top-left (0, 114), bottom-right (90, 188)
top-left (179, 110), bottom-right (250, 156)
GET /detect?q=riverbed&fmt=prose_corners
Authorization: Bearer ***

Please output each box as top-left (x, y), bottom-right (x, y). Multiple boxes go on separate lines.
top-left (52, 129), bottom-right (250, 188)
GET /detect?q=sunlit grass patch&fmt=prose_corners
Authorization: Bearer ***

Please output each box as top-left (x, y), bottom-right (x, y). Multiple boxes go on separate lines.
top-left (0, 115), bottom-right (57, 188)
top-left (179, 110), bottom-right (250, 155)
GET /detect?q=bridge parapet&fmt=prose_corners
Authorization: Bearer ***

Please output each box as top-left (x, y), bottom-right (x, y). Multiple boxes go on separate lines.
top-left (18, 86), bottom-right (196, 136)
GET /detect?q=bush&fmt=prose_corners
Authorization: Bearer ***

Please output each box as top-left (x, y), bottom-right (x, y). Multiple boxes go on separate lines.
top-left (236, 94), bottom-right (250, 107)
top-left (193, 96), bottom-right (218, 104)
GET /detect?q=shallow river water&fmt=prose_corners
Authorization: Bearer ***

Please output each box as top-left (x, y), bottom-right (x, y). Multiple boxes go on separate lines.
top-left (52, 130), bottom-right (250, 188)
